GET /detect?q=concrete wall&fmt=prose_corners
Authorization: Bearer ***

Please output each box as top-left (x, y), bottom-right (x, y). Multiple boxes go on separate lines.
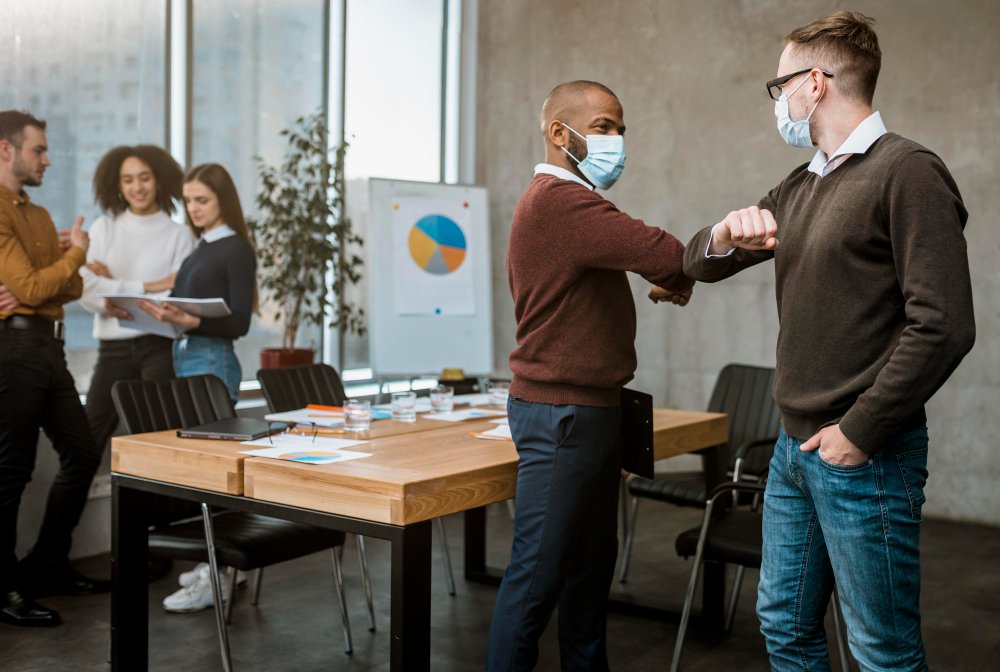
top-left (477, 0), bottom-right (1000, 524)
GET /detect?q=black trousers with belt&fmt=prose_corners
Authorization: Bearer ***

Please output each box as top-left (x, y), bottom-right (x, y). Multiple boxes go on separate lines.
top-left (0, 320), bottom-right (100, 590)
top-left (85, 335), bottom-right (175, 455)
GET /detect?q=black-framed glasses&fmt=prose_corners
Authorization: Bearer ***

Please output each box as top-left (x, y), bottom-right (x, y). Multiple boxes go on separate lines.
top-left (766, 67), bottom-right (833, 101)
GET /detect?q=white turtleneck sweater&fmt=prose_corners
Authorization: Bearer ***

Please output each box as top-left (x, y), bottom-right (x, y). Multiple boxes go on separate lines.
top-left (79, 210), bottom-right (196, 340)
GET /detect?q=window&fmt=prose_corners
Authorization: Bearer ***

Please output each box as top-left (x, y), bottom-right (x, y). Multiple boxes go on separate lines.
top-left (0, 1), bottom-right (167, 393)
top-left (190, 0), bottom-right (326, 377)
top-left (339, 0), bottom-right (446, 371)
top-left (1, 0), bottom-right (466, 392)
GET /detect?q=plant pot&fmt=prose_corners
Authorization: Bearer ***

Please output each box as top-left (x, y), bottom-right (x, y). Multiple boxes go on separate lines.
top-left (259, 348), bottom-right (315, 369)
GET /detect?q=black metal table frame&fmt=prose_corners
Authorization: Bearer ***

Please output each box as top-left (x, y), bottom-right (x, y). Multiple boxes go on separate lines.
top-left (111, 473), bottom-right (433, 672)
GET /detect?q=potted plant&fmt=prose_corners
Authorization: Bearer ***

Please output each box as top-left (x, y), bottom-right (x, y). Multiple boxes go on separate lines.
top-left (249, 111), bottom-right (366, 369)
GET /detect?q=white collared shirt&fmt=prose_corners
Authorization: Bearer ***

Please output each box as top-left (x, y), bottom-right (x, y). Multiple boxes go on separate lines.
top-left (807, 111), bottom-right (887, 177)
top-left (200, 223), bottom-right (237, 243)
top-left (534, 163), bottom-right (594, 191)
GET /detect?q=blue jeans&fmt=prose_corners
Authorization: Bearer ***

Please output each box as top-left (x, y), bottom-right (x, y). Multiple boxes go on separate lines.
top-left (172, 335), bottom-right (242, 404)
top-left (757, 427), bottom-right (930, 672)
top-left (486, 397), bottom-right (622, 672)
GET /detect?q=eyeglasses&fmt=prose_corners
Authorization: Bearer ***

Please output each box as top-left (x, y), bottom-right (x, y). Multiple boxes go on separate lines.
top-left (766, 67), bottom-right (834, 101)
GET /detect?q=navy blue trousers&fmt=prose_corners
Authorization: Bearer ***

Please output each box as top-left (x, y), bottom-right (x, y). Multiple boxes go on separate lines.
top-left (486, 396), bottom-right (622, 672)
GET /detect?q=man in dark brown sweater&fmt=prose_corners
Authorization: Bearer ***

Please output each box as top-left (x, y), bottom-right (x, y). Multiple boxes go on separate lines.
top-left (486, 81), bottom-right (693, 671)
top-left (675, 13), bottom-right (975, 671)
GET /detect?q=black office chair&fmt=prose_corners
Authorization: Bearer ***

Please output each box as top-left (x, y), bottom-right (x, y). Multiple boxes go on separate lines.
top-left (670, 478), bottom-right (850, 672)
top-left (619, 363), bottom-right (780, 582)
top-left (111, 375), bottom-right (356, 670)
top-left (258, 363), bottom-right (456, 600)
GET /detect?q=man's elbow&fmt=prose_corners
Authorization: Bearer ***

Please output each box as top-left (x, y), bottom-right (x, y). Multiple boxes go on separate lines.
top-left (681, 261), bottom-right (723, 283)
top-left (952, 319), bottom-right (976, 358)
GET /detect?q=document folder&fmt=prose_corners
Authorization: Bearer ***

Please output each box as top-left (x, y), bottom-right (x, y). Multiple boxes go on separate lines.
top-left (621, 387), bottom-right (654, 479)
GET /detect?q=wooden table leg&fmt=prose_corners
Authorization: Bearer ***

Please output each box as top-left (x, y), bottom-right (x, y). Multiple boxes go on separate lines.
top-left (390, 520), bottom-right (432, 672)
top-left (111, 477), bottom-right (149, 671)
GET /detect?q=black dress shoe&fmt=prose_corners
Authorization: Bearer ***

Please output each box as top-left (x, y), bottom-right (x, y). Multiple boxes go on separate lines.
top-left (23, 568), bottom-right (112, 598)
top-left (0, 590), bottom-right (61, 627)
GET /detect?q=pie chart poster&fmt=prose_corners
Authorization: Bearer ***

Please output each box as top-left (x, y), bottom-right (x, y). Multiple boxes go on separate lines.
top-left (392, 196), bottom-right (476, 316)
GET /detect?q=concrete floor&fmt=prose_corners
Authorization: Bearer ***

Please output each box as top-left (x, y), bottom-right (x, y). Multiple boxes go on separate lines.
top-left (1, 503), bottom-right (998, 671)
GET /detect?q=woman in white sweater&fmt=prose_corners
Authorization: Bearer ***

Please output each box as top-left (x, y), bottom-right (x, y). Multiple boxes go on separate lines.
top-left (79, 145), bottom-right (195, 455)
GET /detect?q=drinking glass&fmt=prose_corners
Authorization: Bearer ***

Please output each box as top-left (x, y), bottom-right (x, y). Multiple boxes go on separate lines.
top-left (489, 381), bottom-right (510, 406)
top-left (430, 385), bottom-right (454, 413)
top-left (343, 399), bottom-right (372, 432)
top-left (391, 391), bottom-right (417, 422)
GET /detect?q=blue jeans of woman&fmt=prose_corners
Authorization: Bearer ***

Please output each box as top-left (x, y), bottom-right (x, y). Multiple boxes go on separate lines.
top-left (172, 335), bottom-right (241, 404)
top-left (757, 427), bottom-right (930, 672)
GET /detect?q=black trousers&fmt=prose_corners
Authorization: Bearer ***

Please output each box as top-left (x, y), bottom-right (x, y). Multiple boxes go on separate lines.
top-left (85, 335), bottom-right (175, 454)
top-left (0, 327), bottom-right (100, 590)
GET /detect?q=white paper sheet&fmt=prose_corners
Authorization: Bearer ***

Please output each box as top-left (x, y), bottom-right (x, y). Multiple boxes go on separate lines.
top-left (240, 434), bottom-right (367, 450)
top-left (240, 446), bottom-right (372, 465)
top-left (472, 424), bottom-right (513, 441)
top-left (424, 408), bottom-right (507, 422)
top-left (392, 198), bottom-right (476, 316)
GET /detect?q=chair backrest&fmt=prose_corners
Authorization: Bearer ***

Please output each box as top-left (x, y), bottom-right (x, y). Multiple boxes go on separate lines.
top-left (257, 363), bottom-right (347, 412)
top-left (706, 364), bottom-right (780, 476)
top-left (111, 375), bottom-right (235, 525)
top-left (111, 375), bottom-right (236, 435)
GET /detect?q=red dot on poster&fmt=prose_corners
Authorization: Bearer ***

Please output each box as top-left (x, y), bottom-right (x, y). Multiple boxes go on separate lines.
top-left (463, 201), bottom-right (469, 208)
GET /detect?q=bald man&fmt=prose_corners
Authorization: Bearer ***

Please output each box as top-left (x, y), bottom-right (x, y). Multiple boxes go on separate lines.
top-left (486, 81), bottom-right (693, 671)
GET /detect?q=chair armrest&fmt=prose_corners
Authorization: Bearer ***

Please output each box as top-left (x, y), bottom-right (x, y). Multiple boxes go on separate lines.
top-left (733, 436), bottom-right (778, 481)
top-left (705, 481), bottom-right (766, 506)
top-left (734, 436), bottom-right (778, 460)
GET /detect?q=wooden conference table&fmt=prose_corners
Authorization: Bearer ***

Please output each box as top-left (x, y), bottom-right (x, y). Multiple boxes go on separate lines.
top-left (110, 408), bottom-right (727, 671)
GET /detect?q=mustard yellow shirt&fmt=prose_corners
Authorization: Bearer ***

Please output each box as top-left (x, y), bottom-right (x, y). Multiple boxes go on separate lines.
top-left (0, 184), bottom-right (85, 321)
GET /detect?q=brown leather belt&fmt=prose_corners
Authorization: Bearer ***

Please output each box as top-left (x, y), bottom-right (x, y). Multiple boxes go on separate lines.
top-left (0, 314), bottom-right (65, 341)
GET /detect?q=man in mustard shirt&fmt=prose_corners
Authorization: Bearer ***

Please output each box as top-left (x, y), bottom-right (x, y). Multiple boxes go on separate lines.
top-left (0, 110), bottom-right (108, 628)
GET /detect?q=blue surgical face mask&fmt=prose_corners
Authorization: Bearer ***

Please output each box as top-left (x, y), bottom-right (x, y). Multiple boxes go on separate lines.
top-left (774, 74), bottom-right (822, 149)
top-left (559, 121), bottom-right (626, 190)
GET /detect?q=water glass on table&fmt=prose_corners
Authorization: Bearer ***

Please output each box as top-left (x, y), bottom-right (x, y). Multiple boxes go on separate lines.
top-left (391, 391), bottom-right (417, 422)
top-left (343, 399), bottom-right (372, 432)
top-left (430, 385), bottom-right (454, 413)
top-left (489, 381), bottom-right (509, 407)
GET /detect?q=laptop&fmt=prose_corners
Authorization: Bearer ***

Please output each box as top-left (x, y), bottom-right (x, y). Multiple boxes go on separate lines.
top-left (177, 418), bottom-right (287, 441)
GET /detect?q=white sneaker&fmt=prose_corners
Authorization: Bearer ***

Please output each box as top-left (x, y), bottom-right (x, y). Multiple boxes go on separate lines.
top-left (178, 562), bottom-right (210, 587)
top-left (163, 565), bottom-right (231, 613)
top-left (179, 563), bottom-right (248, 588)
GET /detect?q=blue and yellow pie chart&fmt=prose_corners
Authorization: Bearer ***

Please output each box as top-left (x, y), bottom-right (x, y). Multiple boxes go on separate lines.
top-left (408, 215), bottom-right (467, 275)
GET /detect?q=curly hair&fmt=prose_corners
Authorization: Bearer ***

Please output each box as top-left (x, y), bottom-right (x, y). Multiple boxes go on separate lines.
top-left (92, 145), bottom-right (183, 216)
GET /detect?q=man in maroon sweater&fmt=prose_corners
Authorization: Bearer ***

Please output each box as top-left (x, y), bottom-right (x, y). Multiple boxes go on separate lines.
top-left (485, 80), bottom-right (693, 671)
